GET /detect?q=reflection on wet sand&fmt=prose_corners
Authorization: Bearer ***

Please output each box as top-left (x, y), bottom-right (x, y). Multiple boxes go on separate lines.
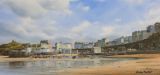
top-left (9, 61), bottom-right (26, 69)
top-left (0, 58), bottom-right (138, 75)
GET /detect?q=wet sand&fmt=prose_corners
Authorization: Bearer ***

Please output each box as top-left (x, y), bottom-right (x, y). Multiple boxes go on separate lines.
top-left (0, 55), bottom-right (101, 62)
top-left (0, 54), bottom-right (79, 62)
top-left (1, 54), bottom-right (160, 75)
top-left (65, 54), bottom-right (160, 75)
top-left (0, 56), bottom-right (52, 62)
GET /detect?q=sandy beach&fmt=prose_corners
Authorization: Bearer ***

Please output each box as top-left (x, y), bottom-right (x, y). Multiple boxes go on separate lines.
top-left (1, 54), bottom-right (160, 75)
top-left (64, 54), bottom-right (160, 75)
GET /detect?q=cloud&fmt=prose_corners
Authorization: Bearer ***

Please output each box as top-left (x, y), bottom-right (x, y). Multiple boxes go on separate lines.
top-left (57, 21), bottom-right (99, 42)
top-left (70, 0), bottom-right (79, 2)
top-left (0, 17), bottom-right (58, 43)
top-left (0, 17), bottom-right (94, 43)
top-left (74, 3), bottom-right (90, 12)
top-left (4, 0), bottom-right (46, 18)
top-left (3, 0), bottom-right (71, 18)
top-left (94, 0), bottom-right (106, 2)
top-left (122, 0), bottom-right (145, 5)
top-left (40, 0), bottom-right (71, 13)
top-left (128, 1), bottom-right (160, 30)
top-left (146, 3), bottom-right (160, 23)
top-left (1, 0), bottom-right (160, 44)
top-left (81, 6), bottom-right (90, 12)
top-left (0, 0), bottom-right (73, 43)
top-left (101, 26), bottom-right (114, 37)
top-left (19, 18), bottom-right (57, 39)
top-left (115, 18), bottom-right (122, 23)
top-left (71, 21), bottom-right (91, 34)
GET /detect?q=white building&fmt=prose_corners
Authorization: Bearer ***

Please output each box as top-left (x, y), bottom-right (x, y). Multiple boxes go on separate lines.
top-left (25, 48), bottom-right (32, 53)
top-left (56, 42), bottom-right (72, 54)
top-left (33, 40), bottom-right (53, 54)
top-left (93, 47), bottom-right (102, 54)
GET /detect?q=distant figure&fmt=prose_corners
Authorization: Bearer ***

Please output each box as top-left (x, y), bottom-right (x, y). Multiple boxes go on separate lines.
top-left (72, 56), bottom-right (76, 59)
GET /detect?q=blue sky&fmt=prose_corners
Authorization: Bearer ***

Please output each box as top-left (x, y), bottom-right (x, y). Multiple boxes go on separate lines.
top-left (0, 0), bottom-right (160, 44)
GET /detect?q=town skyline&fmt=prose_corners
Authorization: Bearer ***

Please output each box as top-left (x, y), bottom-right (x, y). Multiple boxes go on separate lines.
top-left (0, 0), bottom-right (160, 44)
top-left (0, 22), bottom-right (158, 46)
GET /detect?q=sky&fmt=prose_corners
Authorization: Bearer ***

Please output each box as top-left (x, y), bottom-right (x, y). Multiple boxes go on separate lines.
top-left (0, 0), bottom-right (160, 44)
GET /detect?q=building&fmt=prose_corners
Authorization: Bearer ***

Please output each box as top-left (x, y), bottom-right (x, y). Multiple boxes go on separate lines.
top-left (155, 22), bottom-right (160, 33)
top-left (128, 36), bottom-right (133, 43)
top-left (95, 38), bottom-right (107, 47)
top-left (74, 42), bottom-right (84, 49)
top-left (132, 30), bottom-right (151, 42)
top-left (73, 42), bottom-right (94, 55)
top-left (74, 42), bottom-right (94, 49)
top-left (108, 40), bottom-right (117, 46)
top-left (147, 25), bottom-right (156, 33)
top-left (93, 47), bottom-right (102, 54)
top-left (55, 42), bottom-right (72, 54)
top-left (33, 40), bottom-right (53, 55)
top-left (72, 48), bottom-right (93, 55)
top-left (107, 36), bottom-right (133, 46)
top-left (40, 40), bottom-right (52, 49)
top-left (107, 36), bottom-right (126, 46)
top-left (83, 42), bottom-right (94, 49)
top-left (110, 36), bottom-right (125, 45)
top-left (124, 36), bottom-right (132, 44)
top-left (115, 36), bottom-right (125, 45)
top-left (132, 31), bottom-right (141, 42)
top-left (25, 48), bottom-right (32, 53)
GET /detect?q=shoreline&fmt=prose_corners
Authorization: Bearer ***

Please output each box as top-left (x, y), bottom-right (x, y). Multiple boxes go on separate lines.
top-left (0, 54), bottom-right (157, 62)
top-left (0, 54), bottom-right (78, 62)
top-left (0, 56), bottom-right (53, 62)
top-left (62, 54), bottom-right (160, 75)
top-left (107, 54), bottom-right (160, 59)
